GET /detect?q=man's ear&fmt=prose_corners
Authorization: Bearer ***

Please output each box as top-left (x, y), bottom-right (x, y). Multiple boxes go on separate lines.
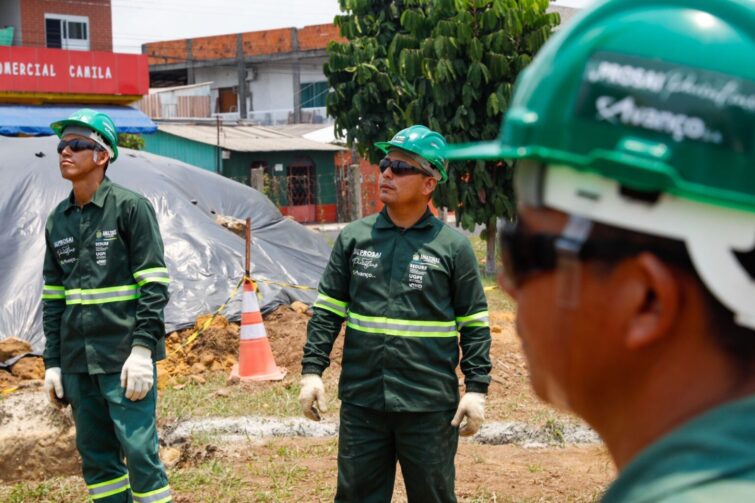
top-left (93, 149), bottom-right (110, 168)
top-left (423, 177), bottom-right (438, 198)
top-left (616, 252), bottom-right (680, 350)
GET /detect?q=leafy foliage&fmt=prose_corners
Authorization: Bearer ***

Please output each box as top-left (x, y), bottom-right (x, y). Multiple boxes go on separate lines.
top-left (117, 133), bottom-right (144, 150)
top-left (326, 0), bottom-right (559, 269)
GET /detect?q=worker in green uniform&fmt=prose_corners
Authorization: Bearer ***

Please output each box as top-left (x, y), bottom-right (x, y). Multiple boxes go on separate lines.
top-left (439, 0), bottom-right (755, 500)
top-left (42, 109), bottom-right (172, 503)
top-left (299, 125), bottom-right (492, 503)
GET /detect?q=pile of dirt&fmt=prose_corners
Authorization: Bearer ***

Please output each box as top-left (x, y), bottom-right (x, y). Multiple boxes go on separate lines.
top-left (0, 338), bottom-right (45, 391)
top-left (157, 304), bottom-right (335, 387)
top-left (157, 315), bottom-right (240, 388)
top-left (263, 304), bottom-right (343, 374)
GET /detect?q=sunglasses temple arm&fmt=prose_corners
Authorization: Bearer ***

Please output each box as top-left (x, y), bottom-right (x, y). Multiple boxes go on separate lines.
top-left (554, 215), bottom-right (593, 309)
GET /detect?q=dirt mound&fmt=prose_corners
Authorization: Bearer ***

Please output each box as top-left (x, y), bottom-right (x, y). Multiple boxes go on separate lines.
top-left (0, 392), bottom-right (79, 482)
top-left (264, 305), bottom-right (344, 377)
top-left (158, 325), bottom-right (239, 389)
top-left (0, 337), bottom-right (32, 362)
top-left (0, 369), bottom-right (20, 390)
top-left (1, 354), bottom-right (45, 392)
top-left (10, 356), bottom-right (45, 380)
top-left (157, 305), bottom-right (336, 387)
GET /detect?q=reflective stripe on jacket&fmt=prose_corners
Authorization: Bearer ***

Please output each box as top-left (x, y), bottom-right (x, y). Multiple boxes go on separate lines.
top-left (42, 177), bottom-right (169, 374)
top-left (303, 208), bottom-right (492, 412)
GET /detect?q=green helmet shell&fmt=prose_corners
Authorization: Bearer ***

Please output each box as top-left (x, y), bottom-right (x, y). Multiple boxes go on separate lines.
top-left (443, 0), bottom-right (755, 213)
top-left (50, 108), bottom-right (120, 162)
top-left (375, 125), bottom-right (449, 183)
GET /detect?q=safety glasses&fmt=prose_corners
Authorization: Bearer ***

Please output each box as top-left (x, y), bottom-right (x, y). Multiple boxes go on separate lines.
top-left (499, 217), bottom-right (691, 290)
top-left (57, 138), bottom-right (102, 154)
top-left (499, 220), bottom-right (578, 289)
top-left (378, 157), bottom-right (429, 177)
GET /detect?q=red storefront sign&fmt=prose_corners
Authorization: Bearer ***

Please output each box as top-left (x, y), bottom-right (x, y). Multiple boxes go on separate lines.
top-left (0, 46), bottom-right (149, 96)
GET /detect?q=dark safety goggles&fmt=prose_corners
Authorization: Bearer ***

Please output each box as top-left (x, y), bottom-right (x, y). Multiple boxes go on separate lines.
top-left (57, 138), bottom-right (103, 154)
top-left (498, 219), bottom-right (591, 289)
top-left (378, 157), bottom-right (430, 177)
top-left (499, 217), bottom-right (689, 290)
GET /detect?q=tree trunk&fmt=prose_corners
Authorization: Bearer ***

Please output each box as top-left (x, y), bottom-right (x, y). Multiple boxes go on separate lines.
top-left (485, 216), bottom-right (497, 277)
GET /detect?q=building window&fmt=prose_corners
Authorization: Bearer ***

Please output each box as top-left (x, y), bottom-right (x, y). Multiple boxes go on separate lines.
top-left (45, 14), bottom-right (89, 51)
top-left (300, 82), bottom-right (329, 108)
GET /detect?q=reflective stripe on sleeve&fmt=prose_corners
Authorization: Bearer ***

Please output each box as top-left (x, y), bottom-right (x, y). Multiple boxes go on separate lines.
top-left (42, 284), bottom-right (66, 300)
top-left (456, 311), bottom-right (490, 329)
top-left (132, 484), bottom-right (172, 503)
top-left (88, 474), bottom-right (130, 500)
top-left (313, 293), bottom-right (349, 318)
top-left (346, 311), bottom-right (457, 338)
top-left (133, 267), bottom-right (170, 287)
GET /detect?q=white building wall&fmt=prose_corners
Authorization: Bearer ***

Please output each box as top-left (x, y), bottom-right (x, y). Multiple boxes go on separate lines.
top-left (250, 64), bottom-right (293, 112)
top-left (183, 57), bottom-right (329, 120)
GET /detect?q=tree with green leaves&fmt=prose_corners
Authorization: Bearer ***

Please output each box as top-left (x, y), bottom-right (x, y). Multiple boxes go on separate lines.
top-left (325, 0), bottom-right (411, 162)
top-left (118, 133), bottom-right (144, 150)
top-left (326, 0), bottom-right (559, 275)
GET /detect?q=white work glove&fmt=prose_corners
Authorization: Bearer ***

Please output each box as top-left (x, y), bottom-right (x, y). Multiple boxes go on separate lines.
top-left (44, 367), bottom-right (65, 408)
top-left (451, 392), bottom-right (486, 437)
top-left (299, 374), bottom-right (327, 421)
top-left (120, 346), bottom-right (154, 401)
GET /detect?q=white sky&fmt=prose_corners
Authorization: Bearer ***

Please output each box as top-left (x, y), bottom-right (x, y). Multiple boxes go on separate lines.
top-left (112, 0), bottom-right (596, 54)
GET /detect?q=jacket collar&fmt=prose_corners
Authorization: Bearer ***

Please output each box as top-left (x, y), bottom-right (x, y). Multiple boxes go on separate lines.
top-left (64, 177), bottom-right (112, 212)
top-left (375, 206), bottom-right (436, 230)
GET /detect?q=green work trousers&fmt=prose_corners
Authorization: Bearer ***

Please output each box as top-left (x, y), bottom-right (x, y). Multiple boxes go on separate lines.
top-left (335, 402), bottom-right (459, 503)
top-left (62, 370), bottom-right (171, 503)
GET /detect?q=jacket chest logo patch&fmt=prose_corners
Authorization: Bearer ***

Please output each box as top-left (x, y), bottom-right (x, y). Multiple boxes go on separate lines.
top-left (352, 248), bottom-right (380, 279)
top-left (408, 253), bottom-right (440, 290)
top-left (54, 236), bottom-right (78, 266)
top-left (94, 229), bottom-right (117, 266)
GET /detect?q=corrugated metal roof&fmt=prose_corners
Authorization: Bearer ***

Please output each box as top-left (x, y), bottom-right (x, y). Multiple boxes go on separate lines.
top-left (157, 124), bottom-right (345, 153)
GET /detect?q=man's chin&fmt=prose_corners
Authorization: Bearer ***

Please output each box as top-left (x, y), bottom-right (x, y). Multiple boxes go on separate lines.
top-left (379, 192), bottom-right (395, 205)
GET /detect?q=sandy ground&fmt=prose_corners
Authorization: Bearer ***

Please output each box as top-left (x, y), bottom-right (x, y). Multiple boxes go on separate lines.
top-left (0, 305), bottom-right (615, 500)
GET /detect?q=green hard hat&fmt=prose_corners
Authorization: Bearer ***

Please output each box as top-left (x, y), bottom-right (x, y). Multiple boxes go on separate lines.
top-left (441, 0), bottom-right (755, 329)
top-left (376, 125), bottom-right (449, 183)
top-left (442, 0), bottom-right (755, 213)
top-left (51, 108), bottom-right (120, 162)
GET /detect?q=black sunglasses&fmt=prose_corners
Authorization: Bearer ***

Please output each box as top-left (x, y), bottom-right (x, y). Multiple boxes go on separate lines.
top-left (499, 220), bottom-right (687, 289)
top-left (57, 138), bottom-right (102, 154)
top-left (378, 157), bottom-right (428, 177)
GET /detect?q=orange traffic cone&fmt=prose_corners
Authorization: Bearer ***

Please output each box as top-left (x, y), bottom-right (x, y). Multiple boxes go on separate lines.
top-left (231, 279), bottom-right (286, 381)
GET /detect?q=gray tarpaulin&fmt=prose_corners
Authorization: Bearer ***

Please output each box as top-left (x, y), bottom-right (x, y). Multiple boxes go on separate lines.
top-left (0, 136), bottom-right (331, 362)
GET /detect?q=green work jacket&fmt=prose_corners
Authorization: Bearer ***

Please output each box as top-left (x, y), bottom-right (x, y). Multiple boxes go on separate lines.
top-left (603, 394), bottom-right (755, 502)
top-left (42, 177), bottom-right (169, 374)
top-left (303, 208), bottom-right (492, 412)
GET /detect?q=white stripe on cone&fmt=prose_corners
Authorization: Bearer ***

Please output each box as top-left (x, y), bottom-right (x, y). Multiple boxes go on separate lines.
top-left (240, 324), bottom-right (266, 340)
top-left (243, 290), bottom-right (258, 308)
top-left (241, 285), bottom-right (266, 340)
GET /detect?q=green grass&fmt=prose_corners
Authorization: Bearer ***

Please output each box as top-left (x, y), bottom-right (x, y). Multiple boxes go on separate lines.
top-left (0, 478), bottom-right (85, 503)
top-left (169, 460), bottom-right (248, 502)
top-left (158, 373), bottom-right (302, 421)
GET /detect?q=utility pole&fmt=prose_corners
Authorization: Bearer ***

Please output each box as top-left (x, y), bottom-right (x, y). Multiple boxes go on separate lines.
top-left (186, 39), bottom-right (195, 85)
top-left (216, 115), bottom-right (221, 174)
top-left (291, 28), bottom-right (301, 124)
top-left (237, 34), bottom-right (248, 119)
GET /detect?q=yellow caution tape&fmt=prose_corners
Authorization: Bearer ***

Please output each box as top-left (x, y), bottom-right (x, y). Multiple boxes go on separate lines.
top-left (183, 276), bottom-right (246, 347)
top-left (182, 275), bottom-right (316, 347)
top-left (252, 277), bottom-right (317, 291)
